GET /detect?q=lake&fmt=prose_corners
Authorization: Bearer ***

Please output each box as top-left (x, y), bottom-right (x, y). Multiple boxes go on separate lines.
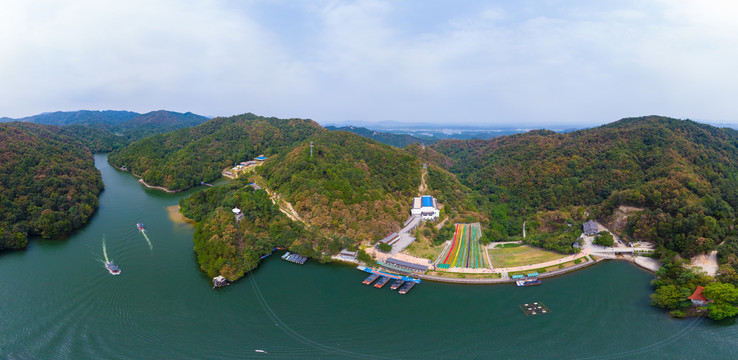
top-left (0, 154), bottom-right (735, 359)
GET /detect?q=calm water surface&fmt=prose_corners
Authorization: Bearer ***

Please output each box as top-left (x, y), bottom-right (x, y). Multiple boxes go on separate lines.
top-left (0, 154), bottom-right (736, 359)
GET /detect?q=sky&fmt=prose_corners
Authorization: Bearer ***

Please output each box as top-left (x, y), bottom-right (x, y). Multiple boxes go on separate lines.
top-left (2, 0), bottom-right (738, 127)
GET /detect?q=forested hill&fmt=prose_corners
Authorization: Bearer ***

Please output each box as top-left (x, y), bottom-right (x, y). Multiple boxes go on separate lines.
top-left (116, 110), bottom-right (209, 140)
top-left (434, 116), bottom-right (738, 261)
top-left (1, 110), bottom-right (210, 152)
top-left (3, 110), bottom-right (139, 126)
top-left (108, 113), bottom-right (325, 190)
top-left (259, 131), bottom-right (422, 240)
top-left (324, 125), bottom-right (437, 148)
top-left (0, 122), bottom-right (103, 250)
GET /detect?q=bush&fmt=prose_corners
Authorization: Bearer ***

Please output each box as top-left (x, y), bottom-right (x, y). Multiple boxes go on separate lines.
top-left (376, 242), bottom-right (392, 253)
top-left (357, 249), bottom-right (376, 266)
top-left (594, 231), bottom-right (614, 247)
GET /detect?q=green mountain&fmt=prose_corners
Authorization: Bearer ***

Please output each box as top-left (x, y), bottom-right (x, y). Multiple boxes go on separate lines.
top-left (0, 122), bottom-right (103, 250)
top-left (10, 110), bottom-right (139, 126)
top-left (325, 125), bottom-right (437, 148)
top-left (117, 110), bottom-right (209, 140)
top-left (165, 121), bottom-right (483, 281)
top-left (434, 116), bottom-right (738, 261)
top-left (108, 113), bottom-right (325, 191)
top-left (179, 178), bottom-right (325, 281)
top-left (1, 110), bottom-right (210, 152)
top-left (60, 125), bottom-right (130, 152)
top-left (259, 130), bottom-right (422, 241)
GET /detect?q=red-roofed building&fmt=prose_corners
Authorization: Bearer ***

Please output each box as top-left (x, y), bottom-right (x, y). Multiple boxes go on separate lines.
top-left (687, 286), bottom-right (708, 306)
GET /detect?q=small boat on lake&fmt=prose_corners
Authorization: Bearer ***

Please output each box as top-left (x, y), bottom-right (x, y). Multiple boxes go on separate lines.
top-left (398, 281), bottom-right (416, 294)
top-left (106, 261), bottom-right (121, 275)
top-left (137, 222), bottom-right (144, 231)
top-left (374, 276), bottom-right (390, 288)
top-left (516, 278), bottom-right (541, 287)
top-left (390, 279), bottom-right (405, 290)
top-left (362, 273), bottom-right (380, 285)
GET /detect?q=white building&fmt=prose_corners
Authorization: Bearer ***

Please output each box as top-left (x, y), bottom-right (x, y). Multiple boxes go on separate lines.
top-left (411, 195), bottom-right (440, 220)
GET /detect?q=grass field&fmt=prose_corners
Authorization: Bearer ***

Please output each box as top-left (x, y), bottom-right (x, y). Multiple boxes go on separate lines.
top-left (487, 245), bottom-right (568, 268)
top-left (425, 271), bottom-right (502, 279)
top-left (508, 257), bottom-right (589, 276)
top-left (405, 236), bottom-right (446, 261)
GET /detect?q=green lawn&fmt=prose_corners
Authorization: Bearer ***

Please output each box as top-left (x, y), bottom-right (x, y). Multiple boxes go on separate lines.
top-left (405, 238), bottom-right (446, 262)
top-left (487, 245), bottom-right (568, 268)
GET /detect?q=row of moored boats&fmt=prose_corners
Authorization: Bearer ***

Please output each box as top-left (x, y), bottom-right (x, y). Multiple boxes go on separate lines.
top-left (362, 273), bottom-right (417, 294)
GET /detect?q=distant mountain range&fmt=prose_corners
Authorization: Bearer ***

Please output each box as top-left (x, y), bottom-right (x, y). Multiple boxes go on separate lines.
top-left (324, 125), bottom-right (541, 148)
top-left (0, 110), bottom-right (139, 126)
top-left (1, 110), bottom-right (210, 152)
top-left (325, 125), bottom-right (436, 147)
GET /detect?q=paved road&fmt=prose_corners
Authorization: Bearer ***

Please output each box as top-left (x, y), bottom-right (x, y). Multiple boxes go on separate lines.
top-left (391, 215), bottom-right (421, 254)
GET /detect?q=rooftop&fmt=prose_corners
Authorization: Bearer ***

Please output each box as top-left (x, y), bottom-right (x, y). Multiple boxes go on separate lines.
top-left (386, 257), bottom-right (428, 272)
top-left (687, 285), bottom-right (707, 302)
top-left (422, 195), bottom-right (433, 207)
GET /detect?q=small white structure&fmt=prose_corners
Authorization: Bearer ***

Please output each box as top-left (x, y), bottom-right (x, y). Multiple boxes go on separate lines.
top-left (213, 275), bottom-right (229, 289)
top-left (232, 208), bottom-right (243, 221)
top-left (411, 195), bottom-right (440, 220)
top-left (338, 249), bottom-right (358, 262)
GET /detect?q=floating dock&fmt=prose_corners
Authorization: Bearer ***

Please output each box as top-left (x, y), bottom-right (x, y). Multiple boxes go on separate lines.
top-left (398, 281), bottom-right (416, 294)
top-left (281, 251), bottom-right (307, 264)
top-left (356, 266), bottom-right (420, 294)
top-left (520, 302), bottom-right (550, 316)
top-left (356, 266), bottom-right (421, 283)
top-left (363, 273), bottom-right (380, 285)
top-left (390, 279), bottom-right (405, 290)
top-left (374, 276), bottom-right (390, 288)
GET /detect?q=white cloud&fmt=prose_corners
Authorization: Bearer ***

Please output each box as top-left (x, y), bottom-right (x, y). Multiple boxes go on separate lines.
top-left (1, 0), bottom-right (738, 126)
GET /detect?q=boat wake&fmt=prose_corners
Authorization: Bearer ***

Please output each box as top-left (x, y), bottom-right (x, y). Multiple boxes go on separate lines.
top-left (102, 236), bottom-right (109, 263)
top-left (249, 272), bottom-right (397, 360)
top-left (102, 236), bottom-right (121, 275)
top-left (141, 231), bottom-right (152, 250)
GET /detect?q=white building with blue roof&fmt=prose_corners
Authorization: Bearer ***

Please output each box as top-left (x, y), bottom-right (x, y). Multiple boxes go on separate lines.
top-left (411, 195), bottom-right (440, 220)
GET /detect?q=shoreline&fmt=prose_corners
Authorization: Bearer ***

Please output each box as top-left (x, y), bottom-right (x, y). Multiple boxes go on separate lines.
top-left (166, 205), bottom-right (196, 224)
top-left (416, 256), bottom-right (600, 284)
top-left (108, 160), bottom-right (188, 193)
top-left (354, 252), bottom-right (658, 285)
top-left (138, 178), bottom-right (184, 193)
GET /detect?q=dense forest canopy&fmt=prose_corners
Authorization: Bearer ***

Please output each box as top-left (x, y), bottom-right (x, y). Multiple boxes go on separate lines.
top-left (60, 125), bottom-right (129, 152)
top-left (0, 122), bottom-right (103, 250)
top-left (108, 113), bottom-right (324, 190)
top-left (433, 116), bottom-right (738, 273)
top-left (179, 178), bottom-right (334, 281)
top-left (2, 110), bottom-right (210, 153)
top-left (258, 130), bottom-right (422, 240)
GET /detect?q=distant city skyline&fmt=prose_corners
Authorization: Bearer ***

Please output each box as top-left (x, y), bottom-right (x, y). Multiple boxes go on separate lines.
top-left (2, 1), bottom-right (737, 127)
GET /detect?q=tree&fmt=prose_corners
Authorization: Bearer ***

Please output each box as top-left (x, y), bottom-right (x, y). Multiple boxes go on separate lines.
top-left (377, 242), bottom-right (392, 253)
top-left (702, 282), bottom-right (738, 320)
top-left (716, 265), bottom-right (738, 286)
top-left (594, 231), bottom-right (614, 247)
top-left (651, 284), bottom-right (690, 310)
